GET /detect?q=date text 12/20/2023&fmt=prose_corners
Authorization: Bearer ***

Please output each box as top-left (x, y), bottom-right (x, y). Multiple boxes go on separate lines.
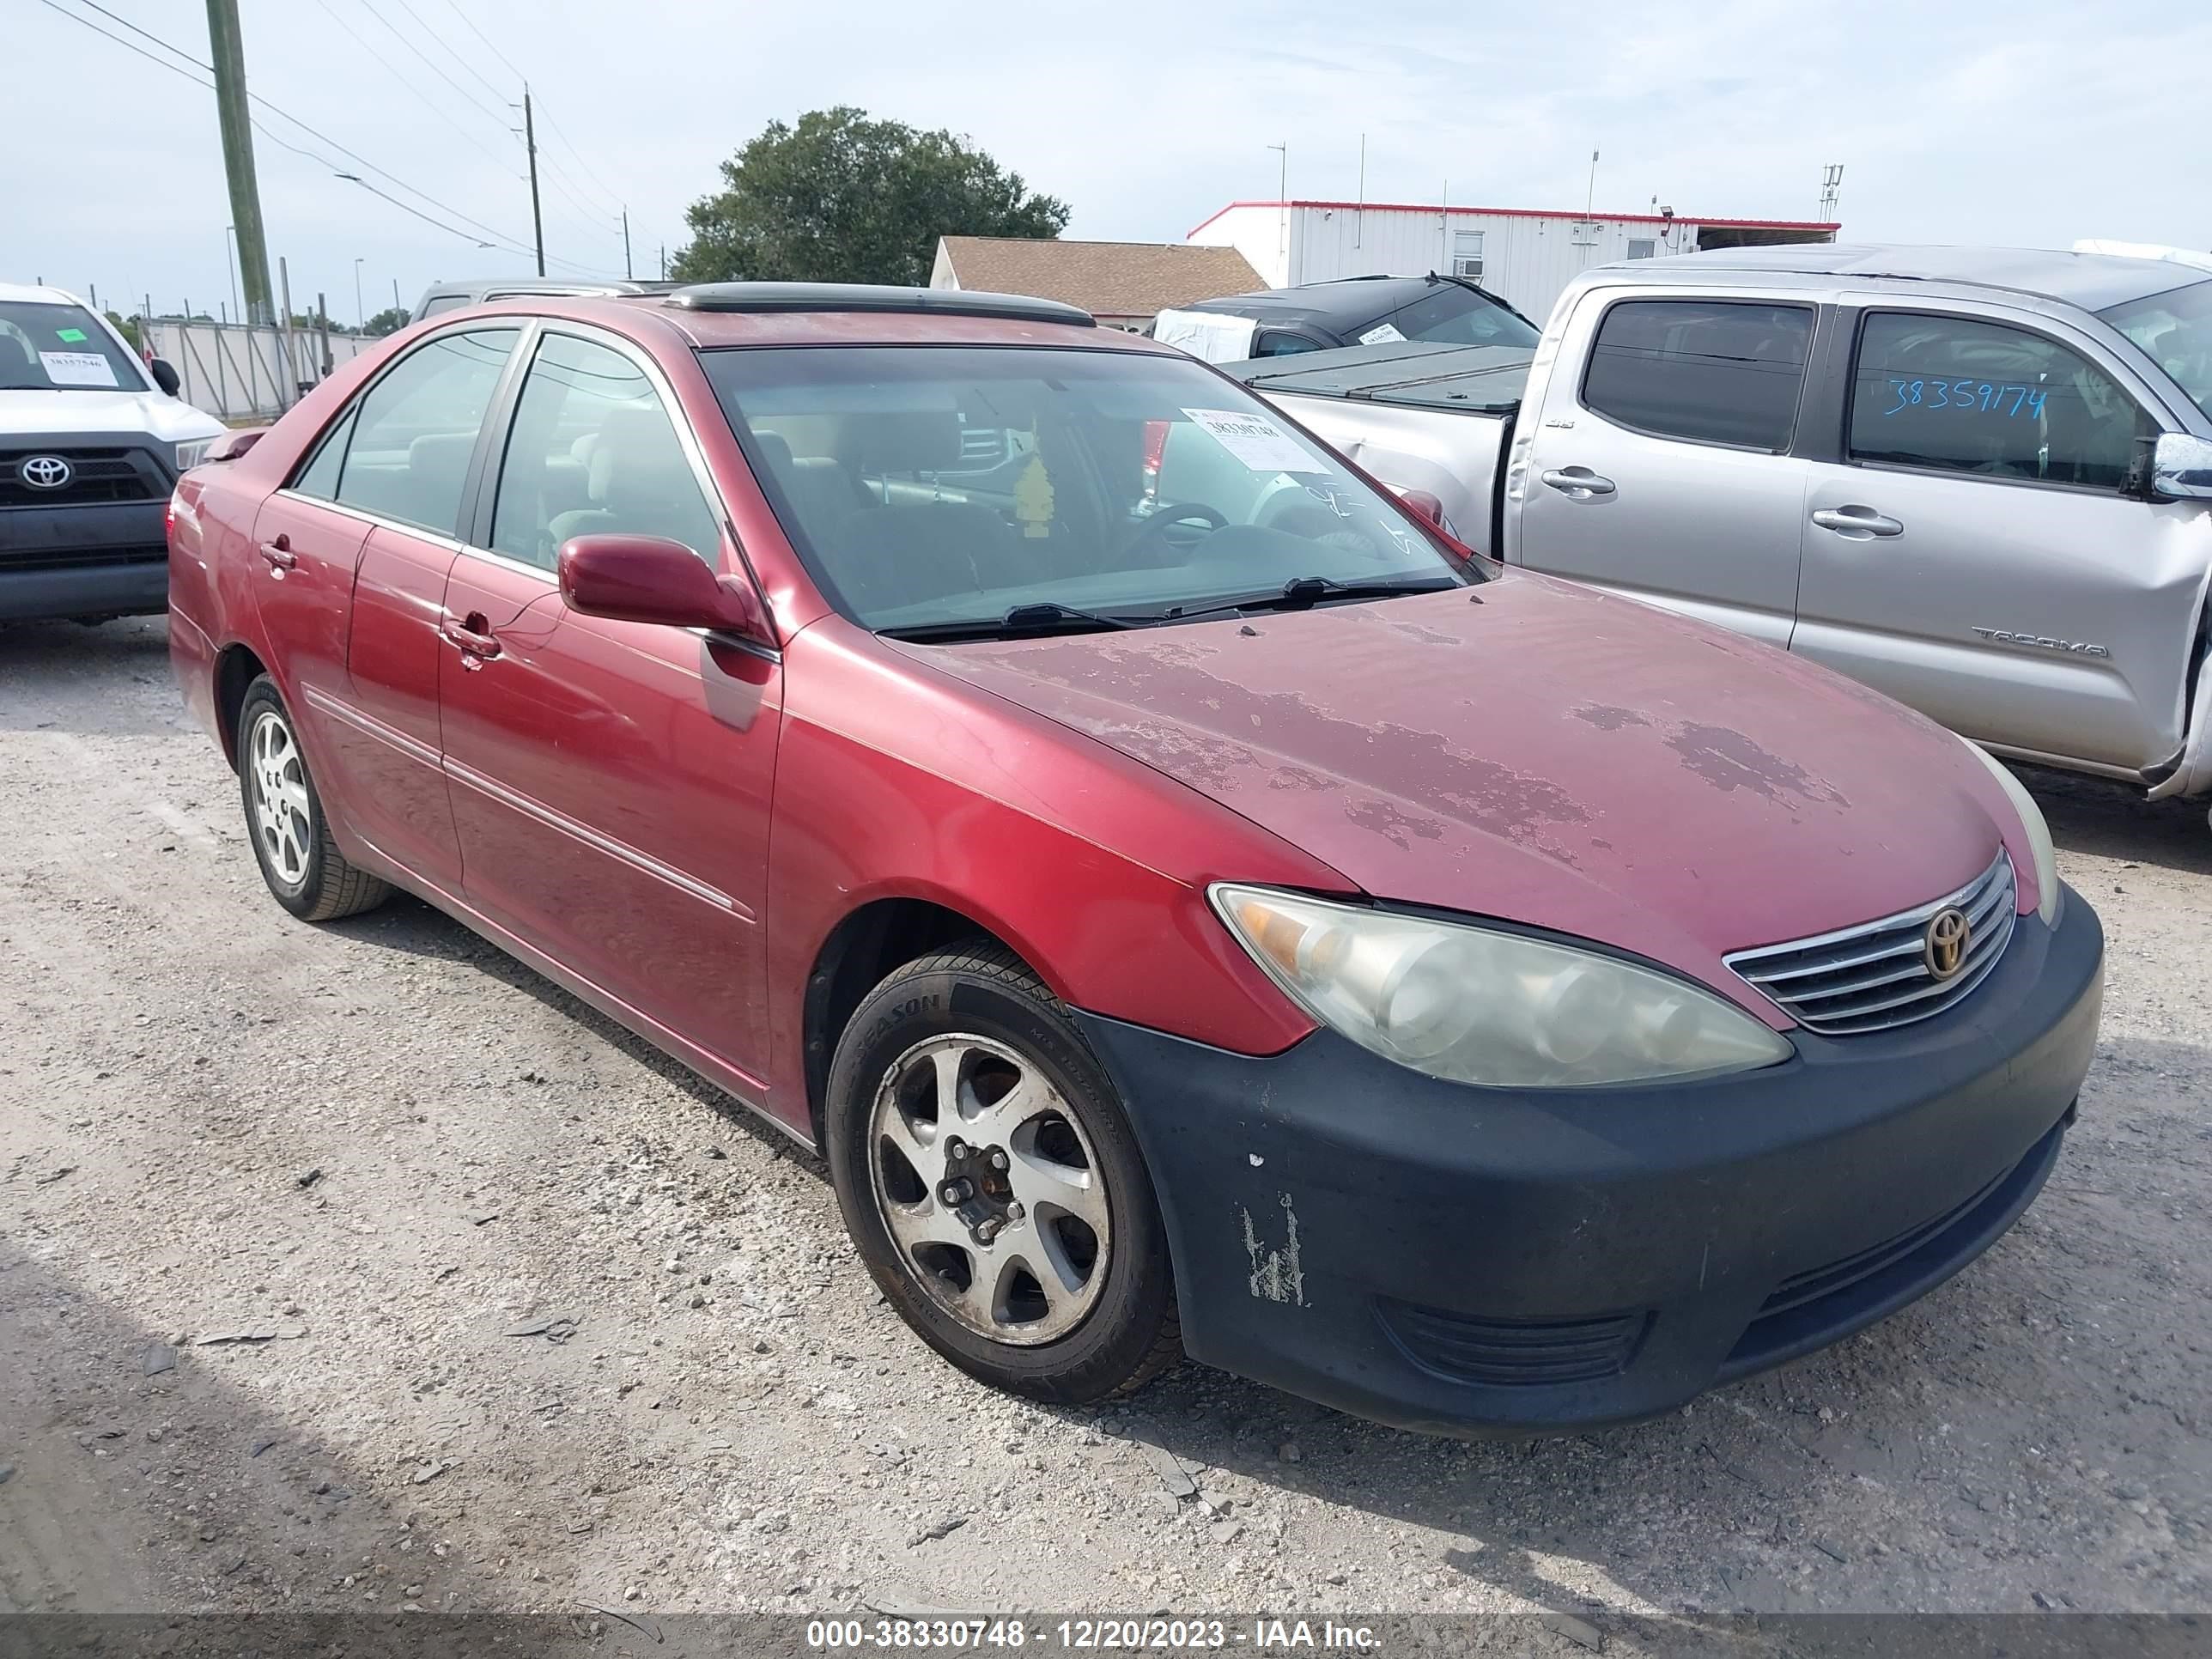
top-left (804, 1619), bottom-right (1382, 1650)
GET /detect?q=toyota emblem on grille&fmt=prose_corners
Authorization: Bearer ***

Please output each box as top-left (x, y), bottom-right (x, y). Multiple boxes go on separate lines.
top-left (19, 454), bottom-right (71, 490)
top-left (1923, 907), bottom-right (1972, 981)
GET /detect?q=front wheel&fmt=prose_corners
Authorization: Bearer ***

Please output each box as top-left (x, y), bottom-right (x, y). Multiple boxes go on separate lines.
top-left (824, 939), bottom-right (1180, 1403)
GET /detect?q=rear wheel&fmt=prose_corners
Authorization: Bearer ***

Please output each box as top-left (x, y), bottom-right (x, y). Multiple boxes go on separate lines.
top-left (824, 939), bottom-right (1179, 1402)
top-left (236, 677), bottom-right (390, 922)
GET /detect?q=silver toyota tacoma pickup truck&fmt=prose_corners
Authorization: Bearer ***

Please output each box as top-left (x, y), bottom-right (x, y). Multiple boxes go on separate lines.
top-left (1223, 245), bottom-right (2212, 819)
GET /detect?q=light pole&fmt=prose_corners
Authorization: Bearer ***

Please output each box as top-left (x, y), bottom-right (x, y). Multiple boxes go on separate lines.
top-left (1267, 143), bottom-right (1288, 284)
top-left (353, 258), bottom-right (365, 331)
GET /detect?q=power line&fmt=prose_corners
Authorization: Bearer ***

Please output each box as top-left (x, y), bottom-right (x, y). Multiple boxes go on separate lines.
top-left (385, 0), bottom-right (509, 106)
top-left (439, 0), bottom-right (524, 85)
top-left (307, 0), bottom-right (516, 177)
top-left (532, 93), bottom-right (628, 216)
top-left (356, 0), bottom-right (514, 134)
top-left (37, 0), bottom-right (623, 278)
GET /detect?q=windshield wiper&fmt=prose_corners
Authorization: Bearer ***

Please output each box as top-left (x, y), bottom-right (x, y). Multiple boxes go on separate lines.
top-left (1158, 574), bottom-right (1457, 623)
top-left (878, 601), bottom-right (1148, 643)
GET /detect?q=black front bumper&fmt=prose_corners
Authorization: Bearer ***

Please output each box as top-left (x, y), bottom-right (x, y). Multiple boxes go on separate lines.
top-left (1076, 887), bottom-right (2103, 1436)
top-left (0, 499), bottom-right (171, 621)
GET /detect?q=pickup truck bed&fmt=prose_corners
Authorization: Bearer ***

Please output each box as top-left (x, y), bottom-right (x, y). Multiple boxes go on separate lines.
top-left (1230, 341), bottom-right (1530, 556)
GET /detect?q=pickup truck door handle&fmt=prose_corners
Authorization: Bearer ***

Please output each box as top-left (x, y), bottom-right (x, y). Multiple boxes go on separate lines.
top-left (1540, 467), bottom-right (1616, 499)
top-left (441, 614), bottom-right (502, 667)
top-left (1810, 506), bottom-right (1905, 539)
top-left (257, 533), bottom-right (297, 572)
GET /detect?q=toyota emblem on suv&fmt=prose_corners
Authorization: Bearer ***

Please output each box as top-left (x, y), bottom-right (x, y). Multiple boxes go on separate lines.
top-left (19, 455), bottom-right (71, 490)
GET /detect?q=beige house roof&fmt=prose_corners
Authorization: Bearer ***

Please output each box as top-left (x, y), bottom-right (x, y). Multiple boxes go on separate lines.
top-left (933, 237), bottom-right (1263, 319)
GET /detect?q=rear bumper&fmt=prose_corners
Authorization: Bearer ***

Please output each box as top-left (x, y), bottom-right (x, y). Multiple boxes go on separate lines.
top-left (0, 500), bottom-right (169, 621)
top-left (1076, 887), bottom-right (2103, 1436)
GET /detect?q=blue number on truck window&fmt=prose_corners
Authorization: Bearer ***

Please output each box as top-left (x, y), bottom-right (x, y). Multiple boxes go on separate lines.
top-left (1884, 378), bottom-right (2048, 418)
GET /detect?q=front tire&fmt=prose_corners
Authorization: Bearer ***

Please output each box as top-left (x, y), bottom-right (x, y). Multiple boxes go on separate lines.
top-left (824, 939), bottom-right (1180, 1403)
top-left (236, 676), bottom-right (390, 922)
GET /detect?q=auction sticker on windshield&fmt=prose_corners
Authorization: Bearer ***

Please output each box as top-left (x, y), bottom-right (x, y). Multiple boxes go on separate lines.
top-left (40, 350), bottom-right (119, 388)
top-left (1182, 407), bottom-right (1324, 473)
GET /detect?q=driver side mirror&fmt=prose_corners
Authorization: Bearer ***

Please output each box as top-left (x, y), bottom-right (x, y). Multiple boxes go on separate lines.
top-left (1395, 488), bottom-right (1449, 528)
top-left (557, 534), bottom-right (773, 646)
top-left (2149, 432), bottom-right (2212, 501)
top-left (149, 358), bottom-right (181, 398)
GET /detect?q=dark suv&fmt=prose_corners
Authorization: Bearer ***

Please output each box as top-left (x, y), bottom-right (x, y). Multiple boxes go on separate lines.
top-left (1158, 272), bottom-right (1539, 361)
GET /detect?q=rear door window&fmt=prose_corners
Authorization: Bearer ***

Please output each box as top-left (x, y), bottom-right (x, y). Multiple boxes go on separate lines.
top-left (320, 328), bottom-right (520, 534)
top-left (1581, 298), bottom-right (1814, 450)
top-left (1848, 311), bottom-right (2149, 490)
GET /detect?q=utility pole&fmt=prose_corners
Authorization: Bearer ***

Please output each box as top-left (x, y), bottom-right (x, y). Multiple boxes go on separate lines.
top-left (392, 277), bottom-right (402, 313)
top-left (354, 258), bottom-right (365, 330)
top-left (659, 245), bottom-right (667, 280)
top-left (206, 0), bottom-right (275, 325)
top-left (1267, 142), bottom-right (1287, 285)
top-left (622, 209), bottom-right (633, 280)
top-left (1586, 149), bottom-right (1600, 219)
top-left (522, 86), bottom-right (545, 277)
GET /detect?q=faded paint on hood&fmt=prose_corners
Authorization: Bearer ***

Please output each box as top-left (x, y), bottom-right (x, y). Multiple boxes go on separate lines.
top-left (893, 572), bottom-right (2025, 1024)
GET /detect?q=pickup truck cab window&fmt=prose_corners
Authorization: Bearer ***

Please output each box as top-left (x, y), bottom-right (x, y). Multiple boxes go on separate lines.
top-left (1847, 311), bottom-right (2148, 491)
top-left (306, 327), bottom-right (520, 536)
top-left (489, 331), bottom-right (720, 571)
top-left (1581, 299), bottom-right (1813, 452)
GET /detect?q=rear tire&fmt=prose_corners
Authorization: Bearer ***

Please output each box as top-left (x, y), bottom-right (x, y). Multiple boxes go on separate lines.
top-left (236, 676), bottom-right (390, 922)
top-left (825, 939), bottom-right (1180, 1403)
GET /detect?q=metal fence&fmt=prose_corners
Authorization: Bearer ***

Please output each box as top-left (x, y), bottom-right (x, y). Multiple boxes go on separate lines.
top-left (142, 319), bottom-right (374, 422)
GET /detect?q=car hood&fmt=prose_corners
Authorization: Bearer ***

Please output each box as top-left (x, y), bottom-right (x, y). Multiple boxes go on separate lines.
top-left (895, 574), bottom-right (2025, 1020)
top-left (0, 387), bottom-right (225, 444)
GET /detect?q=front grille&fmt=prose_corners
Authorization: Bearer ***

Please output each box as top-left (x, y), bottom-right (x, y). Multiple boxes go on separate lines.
top-left (0, 544), bottom-right (167, 573)
top-left (0, 446), bottom-right (167, 506)
top-left (1724, 852), bottom-right (2017, 1036)
top-left (1376, 1298), bottom-right (1650, 1387)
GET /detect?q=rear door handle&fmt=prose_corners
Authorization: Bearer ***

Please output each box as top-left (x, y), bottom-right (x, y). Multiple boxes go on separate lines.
top-left (1540, 467), bottom-right (1616, 499)
top-left (1811, 506), bottom-right (1905, 539)
top-left (441, 614), bottom-right (502, 666)
top-left (258, 533), bottom-right (296, 572)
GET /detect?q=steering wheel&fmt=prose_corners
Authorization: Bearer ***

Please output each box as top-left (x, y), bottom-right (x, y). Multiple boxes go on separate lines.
top-left (1121, 501), bottom-right (1228, 564)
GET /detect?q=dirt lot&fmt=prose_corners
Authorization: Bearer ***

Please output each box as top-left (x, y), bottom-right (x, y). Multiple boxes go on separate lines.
top-left (3, 614), bottom-right (2210, 1621)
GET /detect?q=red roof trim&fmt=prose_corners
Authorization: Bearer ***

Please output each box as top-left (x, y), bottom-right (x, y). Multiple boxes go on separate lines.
top-left (1185, 199), bottom-right (1840, 240)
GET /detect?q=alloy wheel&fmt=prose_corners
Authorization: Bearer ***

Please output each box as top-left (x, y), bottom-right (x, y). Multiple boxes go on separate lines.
top-left (867, 1033), bottom-right (1112, 1346)
top-left (247, 708), bottom-right (313, 888)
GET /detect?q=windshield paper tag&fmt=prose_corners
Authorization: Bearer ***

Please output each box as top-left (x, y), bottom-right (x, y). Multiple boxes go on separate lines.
top-left (1182, 407), bottom-right (1323, 474)
top-left (55, 327), bottom-right (88, 343)
top-left (1358, 322), bottom-right (1407, 345)
top-left (40, 350), bottom-right (119, 388)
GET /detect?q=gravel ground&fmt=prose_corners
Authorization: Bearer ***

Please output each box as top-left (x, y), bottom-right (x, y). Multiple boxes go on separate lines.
top-left (3, 614), bottom-right (2209, 1620)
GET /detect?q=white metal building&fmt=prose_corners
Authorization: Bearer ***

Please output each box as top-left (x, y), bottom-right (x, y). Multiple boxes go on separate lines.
top-left (1187, 199), bottom-right (1838, 324)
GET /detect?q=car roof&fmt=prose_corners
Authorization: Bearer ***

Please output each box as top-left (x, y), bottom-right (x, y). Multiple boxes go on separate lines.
top-left (1638, 243), bottom-right (2209, 311)
top-left (445, 289), bottom-right (1186, 355)
top-left (1177, 274), bottom-right (1466, 330)
top-left (0, 283), bottom-right (89, 307)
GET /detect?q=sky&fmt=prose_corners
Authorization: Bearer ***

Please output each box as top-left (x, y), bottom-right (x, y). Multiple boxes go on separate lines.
top-left (12, 0), bottom-right (2210, 327)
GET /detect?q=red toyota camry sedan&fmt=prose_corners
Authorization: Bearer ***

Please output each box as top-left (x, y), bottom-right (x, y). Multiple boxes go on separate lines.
top-left (168, 284), bottom-right (2102, 1434)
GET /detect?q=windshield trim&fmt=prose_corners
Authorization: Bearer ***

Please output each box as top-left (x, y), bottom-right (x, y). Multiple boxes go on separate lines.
top-left (697, 341), bottom-right (1480, 638)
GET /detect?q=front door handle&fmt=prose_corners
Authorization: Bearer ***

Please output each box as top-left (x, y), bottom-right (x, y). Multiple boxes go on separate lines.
top-left (1540, 466), bottom-right (1616, 499)
top-left (258, 533), bottom-right (296, 572)
top-left (1811, 506), bottom-right (1905, 539)
top-left (441, 614), bottom-right (502, 667)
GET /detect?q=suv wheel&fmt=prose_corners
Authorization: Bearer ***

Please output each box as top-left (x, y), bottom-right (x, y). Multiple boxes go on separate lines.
top-left (236, 677), bottom-right (391, 922)
top-left (825, 939), bottom-right (1180, 1402)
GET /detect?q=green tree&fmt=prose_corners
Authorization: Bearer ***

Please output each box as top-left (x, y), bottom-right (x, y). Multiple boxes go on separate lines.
top-left (362, 306), bottom-right (410, 338)
top-left (672, 106), bottom-right (1070, 287)
top-left (105, 311), bottom-right (141, 351)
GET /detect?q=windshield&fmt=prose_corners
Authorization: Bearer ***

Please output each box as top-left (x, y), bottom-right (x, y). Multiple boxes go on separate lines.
top-left (700, 344), bottom-right (1474, 634)
top-left (1369, 283), bottom-right (1540, 349)
top-left (0, 301), bottom-right (143, 393)
top-left (2100, 279), bottom-right (2212, 422)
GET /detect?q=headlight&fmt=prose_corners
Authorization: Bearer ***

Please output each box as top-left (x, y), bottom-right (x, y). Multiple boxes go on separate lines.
top-left (1212, 885), bottom-right (1794, 1088)
top-left (1960, 739), bottom-right (2060, 925)
top-left (174, 439), bottom-right (212, 471)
